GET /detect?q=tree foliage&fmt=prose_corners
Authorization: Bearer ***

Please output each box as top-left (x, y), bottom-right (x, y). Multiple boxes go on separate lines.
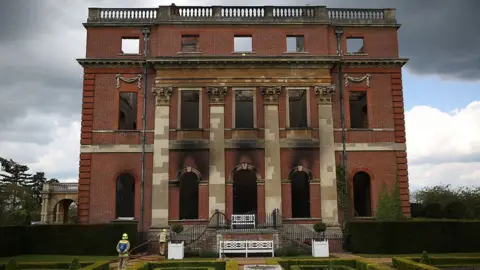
top-left (375, 178), bottom-right (404, 221)
top-left (0, 157), bottom-right (62, 226)
top-left (412, 184), bottom-right (480, 219)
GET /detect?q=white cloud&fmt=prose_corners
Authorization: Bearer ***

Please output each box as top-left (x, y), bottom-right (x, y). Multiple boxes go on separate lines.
top-left (406, 101), bottom-right (480, 191)
top-left (0, 112), bottom-right (80, 182)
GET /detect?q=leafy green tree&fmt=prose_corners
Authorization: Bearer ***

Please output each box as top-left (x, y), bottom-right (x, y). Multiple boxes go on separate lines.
top-left (376, 178), bottom-right (403, 221)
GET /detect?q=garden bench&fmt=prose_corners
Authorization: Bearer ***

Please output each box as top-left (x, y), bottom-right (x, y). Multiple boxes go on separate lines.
top-left (231, 214), bottom-right (255, 229)
top-left (219, 240), bottom-right (274, 258)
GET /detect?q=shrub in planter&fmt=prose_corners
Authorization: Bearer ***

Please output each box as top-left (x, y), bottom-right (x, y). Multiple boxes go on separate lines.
top-left (171, 224), bottom-right (184, 234)
top-left (313, 222), bottom-right (327, 241)
top-left (424, 203), bottom-right (443, 218)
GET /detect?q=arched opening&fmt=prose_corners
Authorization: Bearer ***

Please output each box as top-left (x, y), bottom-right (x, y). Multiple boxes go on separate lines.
top-left (353, 171), bottom-right (372, 217)
top-left (179, 172), bottom-right (199, 219)
top-left (116, 173), bottom-right (135, 219)
top-left (52, 199), bottom-right (76, 224)
top-left (291, 171), bottom-right (311, 218)
top-left (233, 169), bottom-right (258, 214)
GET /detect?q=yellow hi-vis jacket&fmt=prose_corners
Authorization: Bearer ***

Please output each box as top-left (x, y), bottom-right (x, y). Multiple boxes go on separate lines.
top-left (159, 231), bottom-right (169, 243)
top-left (116, 239), bottom-right (130, 257)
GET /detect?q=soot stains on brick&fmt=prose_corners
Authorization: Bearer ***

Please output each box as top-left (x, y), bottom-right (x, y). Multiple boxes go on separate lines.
top-left (290, 148), bottom-right (316, 171)
top-left (177, 150), bottom-right (209, 180)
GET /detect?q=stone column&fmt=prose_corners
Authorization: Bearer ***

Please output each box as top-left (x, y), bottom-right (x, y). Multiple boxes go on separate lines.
top-left (151, 86), bottom-right (173, 228)
top-left (207, 86), bottom-right (227, 216)
top-left (315, 85), bottom-right (339, 226)
top-left (260, 86), bottom-right (283, 217)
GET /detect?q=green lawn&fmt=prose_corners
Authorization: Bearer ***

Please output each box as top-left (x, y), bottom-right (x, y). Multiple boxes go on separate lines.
top-left (0, 255), bottom-right (116, 264)
top-left (357, 252), bottom-right (480, 258)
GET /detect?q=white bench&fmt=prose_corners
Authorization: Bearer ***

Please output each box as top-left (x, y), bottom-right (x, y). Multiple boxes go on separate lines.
top-left (231, 214), bottom-right (255, 229)
top-left (219, 240), bottom-right (274, 258)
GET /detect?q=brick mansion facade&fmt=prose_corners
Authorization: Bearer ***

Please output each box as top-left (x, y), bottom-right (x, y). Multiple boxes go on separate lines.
top-left (77, 5), bottom-right (411, 231)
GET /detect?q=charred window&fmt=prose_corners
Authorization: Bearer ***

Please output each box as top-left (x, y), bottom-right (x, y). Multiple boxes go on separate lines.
top-left (286, 35), bottom-right (305, 52)
top-left (121, 37), bottom-right (139, 54)
top-left (181, 35), bottom-right (199, 52)
top-left (181, 90), bottom-right (200, 129)
top-left (347, 38), bottom-right (364, 54)
top-left (289, 89), bottom-right (308, 128)
top-left (235, 90), bottom-right (254, 129)
top-left (349, 91), bottom-right (368, 129)
top-left (116, 173), bottom-right (135, 218)
top-left (118, 92), bottom-right (137, 130)
top-left (179, 172), bottom-right (199, 220)
top-left (234, 36), bottom-right (252, 52)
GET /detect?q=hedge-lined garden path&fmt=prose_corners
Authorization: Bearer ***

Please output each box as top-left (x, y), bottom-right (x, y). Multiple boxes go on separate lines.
top-left (332, 253), bottom-right (396, 269)
top-left (236, 258), bottom-right (268, 269)
top-left (109, 255), bottom-right (165, 270)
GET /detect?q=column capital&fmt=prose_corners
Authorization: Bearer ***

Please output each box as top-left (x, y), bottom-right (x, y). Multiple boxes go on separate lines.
top-left (260, 86), bottom-right (282, 105)
top-left (152, 86), bottom-right (173, 106)
top-left (314, 85), bottom-right (336, 104)
top-left (207, 86), bottom-right (227, 104)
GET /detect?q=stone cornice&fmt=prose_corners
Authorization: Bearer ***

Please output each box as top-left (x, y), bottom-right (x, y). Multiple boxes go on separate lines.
top-left (77, 57), bottom-right (408, 69)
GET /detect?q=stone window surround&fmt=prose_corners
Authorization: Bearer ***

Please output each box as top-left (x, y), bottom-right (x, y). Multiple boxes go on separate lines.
top-left (231, 87), bottom-right (257, 129)
top-left (285, 87), bottom-right (311, 129)
top-left (177, 87), bottom-right (203, 129)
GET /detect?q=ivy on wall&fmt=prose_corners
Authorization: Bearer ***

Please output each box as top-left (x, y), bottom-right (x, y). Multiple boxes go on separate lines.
top-left (375, 176), bottom-right (404, 221)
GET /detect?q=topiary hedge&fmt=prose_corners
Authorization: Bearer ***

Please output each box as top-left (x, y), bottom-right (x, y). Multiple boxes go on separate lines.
top-left (0, 222), bottom-right (138, 256)
top-left (345, 220), bottom-right (480, 254)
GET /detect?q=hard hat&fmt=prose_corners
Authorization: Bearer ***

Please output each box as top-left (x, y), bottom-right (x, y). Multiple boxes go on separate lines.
top-left (162, 229), bottom-right (166, 232)
top-left (122, 233), bottom-right (128, 240)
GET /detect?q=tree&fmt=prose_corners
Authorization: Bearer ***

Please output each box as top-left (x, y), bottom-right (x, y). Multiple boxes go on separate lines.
top-left (375, 178), bottom-right (404, 221)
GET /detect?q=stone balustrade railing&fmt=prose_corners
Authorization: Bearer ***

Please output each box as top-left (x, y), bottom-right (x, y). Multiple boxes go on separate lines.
top-left (43, 182), bottom-right (78, 193)
top-left (86, 5), bottom-right (396, 25)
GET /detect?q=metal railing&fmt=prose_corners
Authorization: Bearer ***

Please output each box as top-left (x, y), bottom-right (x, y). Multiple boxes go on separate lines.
top-left (86, 5), bottom-right (397, 24)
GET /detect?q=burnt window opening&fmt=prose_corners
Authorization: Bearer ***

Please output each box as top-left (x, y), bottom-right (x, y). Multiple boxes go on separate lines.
top-left (233, 170), bottom-right (258, 216)
top-left (121, 37), bottom-right (140, 54)
top-left (347, 38), bottom-right (364, 54)
top-left (180, 90), bottom-right (200, 129)
top-left (349, 91), bottom-right (368, 129)
top-left (353, 172), bottom-right (372, 217)
top-left (291, 171), bottom-right (311, 218)
top-left (234, 36), bottom-right (252, 52)
top-left (179, 172), bottom-right (199, 220)
top-left (116, 173), bottom-right (135, 218)
top-left (118, 92), bottom-right (138, 130)
top-left (289, 89), bottom-right (308, 128)
top-left (235, 90), bottom-right (254, 129)
top-left (286, 35), bottom-right (305, 52)
top-left (181, 35), bottom-right (200, 52)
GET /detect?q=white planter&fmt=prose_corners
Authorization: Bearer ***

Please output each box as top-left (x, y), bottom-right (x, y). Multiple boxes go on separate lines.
top-left (312, 240), bottom-right (329, 258)
top-left (167, 241), bottom-right (184, 260)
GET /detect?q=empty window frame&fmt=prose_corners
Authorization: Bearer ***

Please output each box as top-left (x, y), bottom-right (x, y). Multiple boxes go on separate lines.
top-left (118, 92), bottom-right (138, 130)
top-left (288, 89), bottom-right (308, 128)
top-left (234, 89), bottom-right (255, 129)
top-left (121, 38), bottom-right (140, 54)
top-left (180, 90), bottom-right (201, 129)
top-left (234, 36), bottom-right (253, 52)
top-left (286, 35), bottom-right (305, 52)
top-left (347, 38), bottom-right (365, 54)
top-left (181, 35), bottom-right (200, 52)
top-left (349, 91), bottom-right (368, 128)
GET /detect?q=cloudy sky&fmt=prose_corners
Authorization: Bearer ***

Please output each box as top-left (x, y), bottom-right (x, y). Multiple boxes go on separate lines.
top-left (0, 0), bottom-right (478, 192)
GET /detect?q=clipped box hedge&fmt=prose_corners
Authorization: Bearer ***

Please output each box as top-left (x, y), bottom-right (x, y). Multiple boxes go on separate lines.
top-left (0, 222), bottom-right (138, 256)
top-left (267, 258), bottom-right (389, 270)
top-left (345, 220), bottom-right (480, 254)
top-left (131, 260), bottom-right (226, 270)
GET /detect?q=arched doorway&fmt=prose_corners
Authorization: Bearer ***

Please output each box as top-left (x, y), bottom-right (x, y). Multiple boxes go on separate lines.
top-left (353, 171), bottom-right (372, 217)
top-left (179, 171), bottom-right (199, 220)
top-left (290, 167), bottom-right (311, 218)
top-left (232, 165), bottom-right (258, 215)
top-left (116, 173), bottom-right (135, 219)
top-left (52, 199), bottom-right (76, 224)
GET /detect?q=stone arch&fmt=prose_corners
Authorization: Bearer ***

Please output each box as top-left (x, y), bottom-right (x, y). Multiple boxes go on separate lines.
top-left (115, 172), bottom-right (136, 219)
top-left (351, 170), bottom-right (373, 217)
top-left (177, 166), bottom-right (201, 220)
top-left (40, 183), bottom-right (79, 224)
top-left (288, 165), bottom-right (312, 218)
top-left (230, 163), bottom-right (260, 215)
top-left (229, 163), bottom-right (261, 182)
top-left (50, 198), bottom-right (76, 224)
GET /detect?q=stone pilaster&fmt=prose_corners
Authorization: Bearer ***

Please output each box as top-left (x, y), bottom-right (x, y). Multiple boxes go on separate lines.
top-left (151, 86), bottom-right (172, 228)
top-left (315, 85), bottom-right (339, 226)
top-left (207, 86), bottom-right (227, 216)
top-left (260, 86), bottom-right (283, 216)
